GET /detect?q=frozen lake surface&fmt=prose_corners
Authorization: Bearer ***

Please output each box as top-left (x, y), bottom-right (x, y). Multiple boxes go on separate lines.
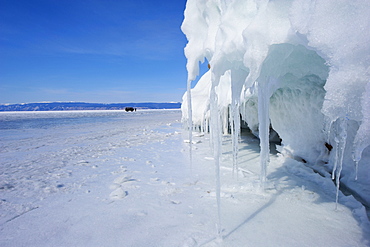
top-left (0, 110), bottom-right (369, 246)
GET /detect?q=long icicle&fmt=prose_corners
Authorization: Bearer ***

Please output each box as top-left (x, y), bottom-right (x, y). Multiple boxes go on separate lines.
top-left (230, 100), bottom-right (240, 180)
top-left (230, 103), bottom-right (237, 179)
top-left (210, 72), bottom-right (222, 238)
top-left (187, 79), bottom-right (193, 170)
top-left (230, 68), bottom-right (248, 180)
top-left (334, 117), bottom-right (348, 210)
top-left (257, 80), bottom-right (270, 190)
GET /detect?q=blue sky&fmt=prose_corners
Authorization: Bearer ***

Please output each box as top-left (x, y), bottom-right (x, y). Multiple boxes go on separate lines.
top-left (0, 0), bottom-right (188, 103)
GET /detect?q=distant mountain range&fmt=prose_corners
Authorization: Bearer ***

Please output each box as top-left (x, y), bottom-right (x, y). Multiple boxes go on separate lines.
top-left (0, 102), bottom-right (182, 111)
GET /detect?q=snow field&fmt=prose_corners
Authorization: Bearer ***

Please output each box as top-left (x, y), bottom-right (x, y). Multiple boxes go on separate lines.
top-left (0, 110), bottom-right (369, 246)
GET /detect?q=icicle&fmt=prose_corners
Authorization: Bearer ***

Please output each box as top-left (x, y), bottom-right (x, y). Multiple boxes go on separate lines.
top-left (257, 80), bottom-right (270, 189)
top-left (230, 68), bottom-right (248, 180)
top-left (222, 107), bottom-right (229, 134)
top-left (230, 101), bottom-right (239, 179)
top-left (352, 81), bottom-right (370, 181)
top-left (352, 142), bottom-right (365, 182)
top-left (210, 72), bottom-right (223, 237)
top-left (333, 117), bottom-right (348, 210)
top-left (187, 79), bottom-right (193, 169)
top-left (332, 137), bottom-right (339, 180)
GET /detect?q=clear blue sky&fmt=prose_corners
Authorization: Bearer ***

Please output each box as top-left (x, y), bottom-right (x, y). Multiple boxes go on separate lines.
top-left (0, 0), bottom-right (188, 104)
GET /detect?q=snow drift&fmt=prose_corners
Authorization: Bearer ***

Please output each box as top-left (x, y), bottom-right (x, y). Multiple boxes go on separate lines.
top-left (181, 0), bottom-right (370, 210)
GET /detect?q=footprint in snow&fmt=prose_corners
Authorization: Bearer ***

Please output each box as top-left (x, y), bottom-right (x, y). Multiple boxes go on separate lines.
top-left (110, 175), bottom-right (139, 190)
top-left (110, 188), bottom-right (128, 200)
top-left (113, 175), bottom-right (137, 184)
top-left (111, 165), bottom-right (127, 175)
top-left (150, 177), bottom-right (160, 182)
top-left (76, 160), bottom-right (90, 166)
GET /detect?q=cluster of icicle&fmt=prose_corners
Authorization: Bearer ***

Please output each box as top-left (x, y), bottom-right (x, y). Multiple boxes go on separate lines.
top-left (181, 0), bottom-right (370, 221)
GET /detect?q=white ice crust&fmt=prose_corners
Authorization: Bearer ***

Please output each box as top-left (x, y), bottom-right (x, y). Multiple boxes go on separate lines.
top-left (181, 0), bottom-right (370, 207)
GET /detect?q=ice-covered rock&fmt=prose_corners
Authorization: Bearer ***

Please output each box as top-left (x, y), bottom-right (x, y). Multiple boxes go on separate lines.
top-left (181, 0), bottom-right (370, 208)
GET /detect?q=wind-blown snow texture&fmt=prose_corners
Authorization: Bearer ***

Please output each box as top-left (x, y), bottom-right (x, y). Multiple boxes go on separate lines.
top-left (181, 0), bottom-right (370, 221)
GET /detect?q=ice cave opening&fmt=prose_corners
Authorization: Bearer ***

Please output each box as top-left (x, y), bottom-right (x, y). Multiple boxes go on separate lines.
top-left (183, 43), bottom-right (329, 165)
top-left (253, 43), bottom-right (329, 165)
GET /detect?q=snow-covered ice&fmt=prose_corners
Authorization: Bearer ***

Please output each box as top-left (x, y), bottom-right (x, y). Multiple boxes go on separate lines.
top-left (0, 110), bottom-right (369, 246)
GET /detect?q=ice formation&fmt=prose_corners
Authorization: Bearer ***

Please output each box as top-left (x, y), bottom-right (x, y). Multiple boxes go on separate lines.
top-left (181, 0), bottom-right (370, 211)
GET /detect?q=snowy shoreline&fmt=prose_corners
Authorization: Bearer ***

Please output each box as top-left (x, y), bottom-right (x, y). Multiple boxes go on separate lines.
top-left (0, 108), bottom-right (181, 114)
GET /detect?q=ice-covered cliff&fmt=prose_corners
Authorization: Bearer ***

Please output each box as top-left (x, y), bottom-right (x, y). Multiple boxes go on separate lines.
top-left (181, 0), bottom-right (370, 211)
